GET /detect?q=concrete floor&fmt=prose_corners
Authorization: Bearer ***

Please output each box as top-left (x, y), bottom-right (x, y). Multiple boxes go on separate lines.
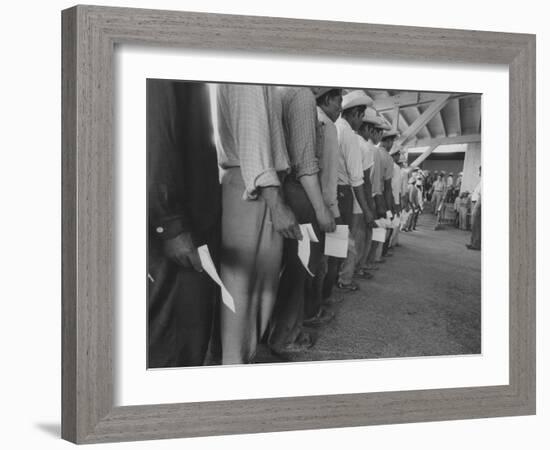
top-left (254, 211), bottom-right (481, 364)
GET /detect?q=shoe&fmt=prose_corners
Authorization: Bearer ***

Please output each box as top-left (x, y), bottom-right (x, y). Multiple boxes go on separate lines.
top-left (361, 264), bottom-right (379, 271)
top-left (337, 281), bottom-right (360, 292)
top-left (374, 259), bottom-right (386, 264)
top-left (303, 308), bottom-right (335, 327)
top-left (272, 331), bottom-right (315, 354)
top-left (355, 269), bottom-right (374, 280)
top-left (466, 244), bottom-right (481, 251)
top-left (323, 296), bottom-right (345, 306)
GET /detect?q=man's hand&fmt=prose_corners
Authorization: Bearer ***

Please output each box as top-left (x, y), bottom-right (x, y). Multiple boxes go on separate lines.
top-left (363, 209), bottom-right (376, 227)
top-left (261, 187), bottom-right (303, 240)
top-left (315, 204), bottom-right (336, 233)
top-left (163, 231), bottom-right (203, 271)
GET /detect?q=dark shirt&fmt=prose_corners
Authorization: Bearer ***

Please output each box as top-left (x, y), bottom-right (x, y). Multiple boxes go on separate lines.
top-left (147, 80), bottom-right (221, 245)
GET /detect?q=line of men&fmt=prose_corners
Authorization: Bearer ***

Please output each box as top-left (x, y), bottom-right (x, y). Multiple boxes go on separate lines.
top-left (147, 80), bottom-right (411, 368)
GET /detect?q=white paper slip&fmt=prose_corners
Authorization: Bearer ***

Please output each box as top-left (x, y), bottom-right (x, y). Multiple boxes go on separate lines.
top-left (324, 225), bottom-right (349, 258)
top-left (197, 245), bottom-right (236, 313)
top-left (375, 218), bottom-right (392, 229)
top-left (297, 224), bottom-right (319, 277)
top-left (372, 227), bottom-right (387, 242)
top-left (392, 215), bottom-right (401, 228)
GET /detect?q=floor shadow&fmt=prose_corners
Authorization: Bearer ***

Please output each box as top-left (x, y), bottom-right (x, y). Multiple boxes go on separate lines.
top-left (35, 423), bottom-right (61, 438)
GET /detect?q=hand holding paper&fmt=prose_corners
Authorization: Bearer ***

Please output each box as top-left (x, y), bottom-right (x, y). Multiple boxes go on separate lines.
top-left (324, 225), bottom-right (349, 258)
top-left (197, 245), bottom-right (236, 313)
top-left (297, 224), bottom-right (319, 277)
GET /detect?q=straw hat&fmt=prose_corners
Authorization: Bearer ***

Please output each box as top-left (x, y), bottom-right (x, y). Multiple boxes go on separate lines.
top-left (382, 129), bottom-right (400, 140)
top-left (311, 87), bottom-right (335, 99)
top-left (362, 106), bottom-right (381, 125)
top-left (341, 90), bottom-right (373, 110)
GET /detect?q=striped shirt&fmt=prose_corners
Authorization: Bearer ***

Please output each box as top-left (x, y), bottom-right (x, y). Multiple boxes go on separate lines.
top-left (215, 84), bottom-right (290, 200)
top-left (317, 106), bottom-right (340, 218)
top-left (280, 87), bottom-right (320, 179)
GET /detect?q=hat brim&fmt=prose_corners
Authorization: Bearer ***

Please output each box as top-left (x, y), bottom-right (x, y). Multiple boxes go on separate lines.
top-left (342, 99), bottom-right (372, 110)
top-left (313, 87), bottom-right (333, 99)
top-left (362, 117), bottom-right (381, 125)
top-left (382, 130), bottom-right (399, 139)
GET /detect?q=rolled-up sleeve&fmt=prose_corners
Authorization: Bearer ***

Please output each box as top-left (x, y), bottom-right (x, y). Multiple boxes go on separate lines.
top-left (218, 85), bottom-right (281, 199)
top-left (283, 89), bottom-right (320, 178)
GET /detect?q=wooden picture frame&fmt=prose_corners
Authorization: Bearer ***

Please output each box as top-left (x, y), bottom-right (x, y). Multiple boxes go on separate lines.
top-left (61, 4), bottom-right (536, 444)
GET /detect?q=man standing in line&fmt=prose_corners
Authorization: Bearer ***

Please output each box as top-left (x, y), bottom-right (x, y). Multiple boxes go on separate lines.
top-left (365, 121), bottom-right (395, 265)
top-left (215, 84), bottom-right (302, 364)
top-left (388, 142), bottom-right (403, 249)
top-left (268, 86), bottom-right (336, 352)
top-left (378, 129), bottom-right (400, 256)
top-left (353, 108), bottom-right (380, 276)
top-left (147, 80), bottom-right (222, 368)
top-left (305, 87), bottom-right (345, 324)
top-left (335, 90), bottom-right (376, 292)
top-left (467, 166), bottom-right (482, 250)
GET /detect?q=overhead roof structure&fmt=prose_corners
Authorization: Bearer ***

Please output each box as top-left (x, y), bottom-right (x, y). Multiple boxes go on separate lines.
top-left (361, 89), bottom-right (481, 167)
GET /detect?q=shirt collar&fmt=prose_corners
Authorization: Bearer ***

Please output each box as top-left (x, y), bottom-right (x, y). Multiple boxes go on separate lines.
top-left (317, 106), bottom-right (332, 123)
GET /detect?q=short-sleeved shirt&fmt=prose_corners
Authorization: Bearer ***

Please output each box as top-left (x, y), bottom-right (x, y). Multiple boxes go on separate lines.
top-left (317, 106), bottom-right (340, 218)
top-left (472, 180), bottom-right (482, 203)
top-left (432, 180), bottom-right (445, 192)
top-left (335, 117), bottom-right (364, 188)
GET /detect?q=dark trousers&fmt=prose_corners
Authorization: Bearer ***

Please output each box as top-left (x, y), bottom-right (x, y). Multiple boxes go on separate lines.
top-left (323, 217), bottom-right (344, 299)
top-left (268, 178), bottom-right (322, 347)
top-left (147, 227), bottom-right (220, 368)
top-left (337, 185), bottom-right (354, 227)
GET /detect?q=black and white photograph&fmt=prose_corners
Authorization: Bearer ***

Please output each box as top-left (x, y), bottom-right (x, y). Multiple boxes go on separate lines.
top-left (147, 80), bottom-right (482, 368)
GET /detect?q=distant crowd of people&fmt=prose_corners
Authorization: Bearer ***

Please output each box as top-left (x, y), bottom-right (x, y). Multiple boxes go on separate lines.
top-left (147, 81), bottom-right (480, 369)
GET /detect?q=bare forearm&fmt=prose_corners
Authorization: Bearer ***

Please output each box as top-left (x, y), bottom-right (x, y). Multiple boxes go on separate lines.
top-left (299, 174), bottom-right (326, 213)
top-left (363, 169), bottom-right (375, 211)
top-left (353, 184), bottom-right (374, 221)
top-left (384, 180), bottom-right (393, 213)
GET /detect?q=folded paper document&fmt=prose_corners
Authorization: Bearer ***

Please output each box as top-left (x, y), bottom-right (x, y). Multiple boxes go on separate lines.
top-left (298, 224), bottom-right (319, 277)
top-left (324, 225), bottom-right (349, 258)
top-left (372, 227), bottom-right (387, 242)
top-left (198, 245), bottom-right (236, 313)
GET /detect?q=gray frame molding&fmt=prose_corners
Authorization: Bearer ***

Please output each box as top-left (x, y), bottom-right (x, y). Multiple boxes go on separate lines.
top-left (61, 5), bottom-right (536, 444)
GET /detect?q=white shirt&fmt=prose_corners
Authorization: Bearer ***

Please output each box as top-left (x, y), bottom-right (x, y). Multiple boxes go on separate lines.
top-left (335, 117), bottom-right (364, 188)
top-left (317, 107), bottom-right (340, 218)
top-left (352, 136), bottom-right (375, 213)
top-left (472, 179), bottom-right (482, 203)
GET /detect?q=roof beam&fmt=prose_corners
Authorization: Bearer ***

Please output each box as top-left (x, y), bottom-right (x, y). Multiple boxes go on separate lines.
top-left (413, 133), bottom-right (481, 147)
top-left (396, 94), bottom-right (451, 146)
top-left (410, 145), bottom-right (439, 168)
top-left (454, 97), bottom-right (462, 136)
top-left (374, 92), bottom-right (479, 113)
